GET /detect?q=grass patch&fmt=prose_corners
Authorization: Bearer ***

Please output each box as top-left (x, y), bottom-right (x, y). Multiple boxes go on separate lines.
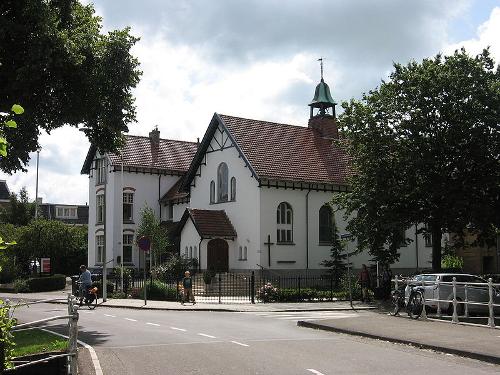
top-left (12, 329), bottom-right (68, 357)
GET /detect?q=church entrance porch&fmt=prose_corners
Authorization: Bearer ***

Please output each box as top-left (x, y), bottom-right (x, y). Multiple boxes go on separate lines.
top-left (207, 238), bottom-right (229, 272)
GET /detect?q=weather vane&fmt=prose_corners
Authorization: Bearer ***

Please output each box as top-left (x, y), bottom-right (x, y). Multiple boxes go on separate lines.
top-left (318, 57), bottom-right (324, 80)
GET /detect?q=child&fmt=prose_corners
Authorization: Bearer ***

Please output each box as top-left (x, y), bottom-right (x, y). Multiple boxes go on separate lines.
top-left (181, 271), bottom-right (196, 305)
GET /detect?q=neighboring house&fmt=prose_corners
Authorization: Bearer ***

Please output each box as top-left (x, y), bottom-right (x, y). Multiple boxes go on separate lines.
top-left (81, 132), bottom-right (198, 270)
top-left (0, 180), bottom-right (10, 209)
top-left (452, 231), bottom-right (500, 274)
top-left (38, 201), bottom-right (89, 225)
top-left (82, 77), bottom-right (436, 274)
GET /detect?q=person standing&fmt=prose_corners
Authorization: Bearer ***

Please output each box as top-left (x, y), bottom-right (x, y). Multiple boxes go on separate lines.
top-left (181, 270), bottom-right (196, 305)
top-left (78, 265), bottom-right (92, 305)
top-left (381, 265), bottom-right (393, 299)
top-left (359, 264), bottom-right (371, 302)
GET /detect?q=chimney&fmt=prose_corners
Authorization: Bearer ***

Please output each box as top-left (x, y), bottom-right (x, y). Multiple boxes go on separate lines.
top-left (149, 126), bottom-right (160, 145)
top-left (308, 115), bottom-right (338, 139)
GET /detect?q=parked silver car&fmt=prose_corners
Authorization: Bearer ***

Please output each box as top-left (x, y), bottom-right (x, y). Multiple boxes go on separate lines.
top-left (404, 273), bottom-right (500, 315)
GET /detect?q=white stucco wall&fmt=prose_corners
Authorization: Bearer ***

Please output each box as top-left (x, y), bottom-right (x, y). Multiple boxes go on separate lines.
top-left (187, 123), bottom-right (261, 270)
top-left (179, 218), bottom-right (202, 265)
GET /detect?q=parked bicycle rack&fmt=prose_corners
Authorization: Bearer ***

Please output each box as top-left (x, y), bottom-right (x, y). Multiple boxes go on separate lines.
top-left (393, 277), bottom-right (500, 329)
top-left (4, 294), bottom-right (80, 374)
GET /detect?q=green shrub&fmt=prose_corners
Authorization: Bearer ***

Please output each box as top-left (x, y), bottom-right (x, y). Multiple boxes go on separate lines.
top-left (340, 273), bottom-right (362, 300)
top-left (442, 254), bottom-right (464, 270)
top-left (13, 279), bottom-right (30, 293)
top-left (14, 274), bottom-right (66, 293)
top-left (110, 291), bottom-right (127, 299)
top-left (153, 255), bottom-right (198, 279)
top-left (139, 280), bottom-right (177, 301)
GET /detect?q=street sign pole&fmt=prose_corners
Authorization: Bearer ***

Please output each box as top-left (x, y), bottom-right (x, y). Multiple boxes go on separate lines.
top-left (341, 233), bottom-right (354, 308)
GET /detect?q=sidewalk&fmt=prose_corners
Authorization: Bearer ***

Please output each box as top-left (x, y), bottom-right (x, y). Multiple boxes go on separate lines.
top-left (298, 311), bottom-right (500, 365)
top-left (0, 290), bottom-right (374, 312)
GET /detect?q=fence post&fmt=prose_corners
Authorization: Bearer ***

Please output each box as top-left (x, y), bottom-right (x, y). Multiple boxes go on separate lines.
top-left (420, 278), bottom-right (427, 320)
top-left (251, 271), bottom-right (255, 304)
top-left (452, 277), bottom-right (458, 323)
top-left (488, 278), bottom-right (495, 328)
top-left (464, 284), bottom-right (469, 318)
top-left (436, 279), bottom-right (442, 318)
top-left (68, 298), bottom-right (79, 375)
top-left (218, 273), bottom-right (222, 304)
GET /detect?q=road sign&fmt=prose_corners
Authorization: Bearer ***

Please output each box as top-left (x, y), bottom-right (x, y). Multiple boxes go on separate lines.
top-left (138, 236), bottom-right (151, 252)
top-left (340, 233), bottom-right (353, 240)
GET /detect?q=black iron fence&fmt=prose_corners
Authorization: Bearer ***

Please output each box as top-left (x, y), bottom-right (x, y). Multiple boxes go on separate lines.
top-left (88, 272), bottom-right (349, 304)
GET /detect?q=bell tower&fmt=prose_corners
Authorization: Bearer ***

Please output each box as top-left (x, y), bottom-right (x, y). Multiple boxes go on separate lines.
top-left (308, 58), bottom-right (338, 139)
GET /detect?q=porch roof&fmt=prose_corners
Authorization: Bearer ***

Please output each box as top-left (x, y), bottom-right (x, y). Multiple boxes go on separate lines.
top-left (177, 208), bottom-right (237, 239)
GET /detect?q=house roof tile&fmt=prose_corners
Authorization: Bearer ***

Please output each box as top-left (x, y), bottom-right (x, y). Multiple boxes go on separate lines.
top-left (219, 114), bottom-right (350, 185)
top-left (178, 208), bottom-right (237, 239)
top-left (108, 135), bottom-right (198, 172)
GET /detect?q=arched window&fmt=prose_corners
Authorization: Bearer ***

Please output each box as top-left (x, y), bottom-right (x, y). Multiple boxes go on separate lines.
top-left (194, 246), bottom-right (197, 259)
top-left (230, 177), bottom-right (236, 201)
top-left (239, 246), bottom-right (243, 260)
top-left (210, 180), bottom-right (215, 204)
top-left (184, 246), bottom-right (188, 258)
top-left (217, 162), bottom-right (228, 202)
top-left (243, 246), bottom-right (247, 260)
top-left (189, 246), bottom-right (193, 258)
top-left (319, 204), bottom-right (334, 244)
top-left (277, 202), bottom-right (293, 243)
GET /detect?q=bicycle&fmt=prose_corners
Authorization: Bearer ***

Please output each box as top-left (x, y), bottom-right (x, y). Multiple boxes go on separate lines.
top-left (76, 281), bottom-right (98, 310)
top-left (391, 280), bottom-right (424, 319)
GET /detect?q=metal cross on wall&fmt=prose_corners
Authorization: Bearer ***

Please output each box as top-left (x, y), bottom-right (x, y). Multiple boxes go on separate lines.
top-left (264, 234), bottom-right (274, 267)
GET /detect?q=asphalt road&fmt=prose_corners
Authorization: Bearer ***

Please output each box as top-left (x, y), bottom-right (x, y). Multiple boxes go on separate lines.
top-left (12, 303), bottom-right (500, 375)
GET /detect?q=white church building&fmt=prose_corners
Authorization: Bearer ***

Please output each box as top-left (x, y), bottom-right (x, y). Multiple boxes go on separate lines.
top-left (82, 77), bottom-right (434, 274)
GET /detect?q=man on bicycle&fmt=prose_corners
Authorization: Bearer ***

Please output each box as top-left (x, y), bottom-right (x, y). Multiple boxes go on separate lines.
top-left (78, 265), bottom-right (92, 305)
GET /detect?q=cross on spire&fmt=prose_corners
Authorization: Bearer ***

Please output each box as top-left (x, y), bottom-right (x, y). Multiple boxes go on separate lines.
top-left (318, 57), bottom-right (324, 81)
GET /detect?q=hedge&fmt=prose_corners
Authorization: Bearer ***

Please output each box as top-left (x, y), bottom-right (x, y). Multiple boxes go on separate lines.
top-left (138, 280), bottom-right (177, 301)
top-left (14, 274), bottom-right (66, 292)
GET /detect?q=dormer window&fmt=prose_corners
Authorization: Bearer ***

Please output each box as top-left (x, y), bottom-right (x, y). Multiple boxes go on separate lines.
top-left (95, 158), bottom-right (106, 185)
top-left (217, 162), bottom-right (228, 202)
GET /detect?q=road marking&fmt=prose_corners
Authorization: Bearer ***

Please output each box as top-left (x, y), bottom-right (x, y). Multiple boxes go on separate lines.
top-left (146, 322), bottom-right (160, 326)
top-left (231, 341), bottom-right (249, 347)
top-left (198, 333), bottom-right (216, 339)
top-left (103, 314), bottom-right (116, 318)
top-left (41, 328), bottom-right (103, 375)
top-left (80, 310), bottom-right (95, 314)
top-left (171, 327), bottom-right (187, 332)
top-left (307, 369), bottom-right (326, 375)
top-left (124, 318), bottom-right (137, 322)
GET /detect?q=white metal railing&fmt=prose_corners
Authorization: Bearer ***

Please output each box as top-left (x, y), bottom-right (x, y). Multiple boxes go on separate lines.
top-left (393, 276), bottom-right (500, 328)
top-left (4, 294), bottom-right (80, 374)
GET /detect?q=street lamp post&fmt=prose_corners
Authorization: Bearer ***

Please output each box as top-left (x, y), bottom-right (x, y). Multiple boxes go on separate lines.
top-left (34, 149), bottom-right (40, 219)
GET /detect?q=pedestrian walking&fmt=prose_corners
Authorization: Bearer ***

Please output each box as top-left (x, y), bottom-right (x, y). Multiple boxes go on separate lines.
top-left (359, 264), bottom-right (371, 302)
top-left (181, 270), bottom-right (196, 305)
top-left (381, 265), bottom-right (393, 299)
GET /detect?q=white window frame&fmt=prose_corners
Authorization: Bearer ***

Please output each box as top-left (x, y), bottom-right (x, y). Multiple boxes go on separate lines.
top-left (96, 158), bottom-right (106, 185)
top-left (56, 206), bottom-right (78, 219)
top-left (96, 194), bottom-right (105, 224)
top-left (277, 202), bottom-right (293, 243)
top-left (96, 235), bottom-right (104, 263)
top-left (123, 192), bottom-right (134, 222)
top-left (122, 234), bottom-right (134, 264)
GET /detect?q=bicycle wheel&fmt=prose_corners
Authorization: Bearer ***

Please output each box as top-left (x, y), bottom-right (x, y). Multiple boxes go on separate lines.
top-left (407, 291), bottom-right (423, 319)
top-left (91, 293), bottom-right (97, 310)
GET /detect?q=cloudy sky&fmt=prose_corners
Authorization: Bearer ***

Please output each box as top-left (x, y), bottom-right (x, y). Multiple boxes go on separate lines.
top-left (1, 0), bottom-right (499, 204)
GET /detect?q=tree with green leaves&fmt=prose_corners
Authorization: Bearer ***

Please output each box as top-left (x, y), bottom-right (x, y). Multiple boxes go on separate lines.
top-left (0, 0), bottom-right (141, 173)
top-left (0, 187), bottom-right (36, 226)
top-left (136, 205), bottom-right (169, 267)
top-left (335, 48), bottom-right (500, 271)
top-left (320, 220), bottom-right (347, 287)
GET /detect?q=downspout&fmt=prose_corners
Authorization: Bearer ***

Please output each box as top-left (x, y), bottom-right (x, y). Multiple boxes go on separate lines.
top-left (198, 237), bottom-right (203, 272)
top-left (158, 175), bottom-right (162, 221)
top-left (415, 223), bottom-right (419, 272)
top-left (306, 190), bottom-right (311, 270)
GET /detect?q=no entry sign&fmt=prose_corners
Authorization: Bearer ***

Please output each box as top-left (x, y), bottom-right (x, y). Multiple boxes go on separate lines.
top-left (138, 236), bottom-right (151, 252)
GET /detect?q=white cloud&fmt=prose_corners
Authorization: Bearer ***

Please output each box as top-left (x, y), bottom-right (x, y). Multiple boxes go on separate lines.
top-left (445, 7), bottom-right (500, 60)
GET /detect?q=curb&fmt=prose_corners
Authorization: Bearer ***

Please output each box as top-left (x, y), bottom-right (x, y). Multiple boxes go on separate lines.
top-left (297, 320), bottom-right (500, 366)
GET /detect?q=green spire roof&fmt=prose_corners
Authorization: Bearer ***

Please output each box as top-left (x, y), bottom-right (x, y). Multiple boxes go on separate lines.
top-left (309, 78), bottom-right (336, 108)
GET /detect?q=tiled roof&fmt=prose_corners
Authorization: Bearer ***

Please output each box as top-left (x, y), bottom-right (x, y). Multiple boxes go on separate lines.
top-left (178, 209), bottom-right (237, 238)
top-left (160, 178), bottom-right (189, 203)
top-left (219, 114), bottom-right (350, 184)
top-left (108, 135), bottom-right (198, 172)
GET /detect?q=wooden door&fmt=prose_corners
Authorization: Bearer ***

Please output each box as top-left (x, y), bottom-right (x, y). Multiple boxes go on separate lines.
top-left (207, 239), bottom-right (229, 272)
